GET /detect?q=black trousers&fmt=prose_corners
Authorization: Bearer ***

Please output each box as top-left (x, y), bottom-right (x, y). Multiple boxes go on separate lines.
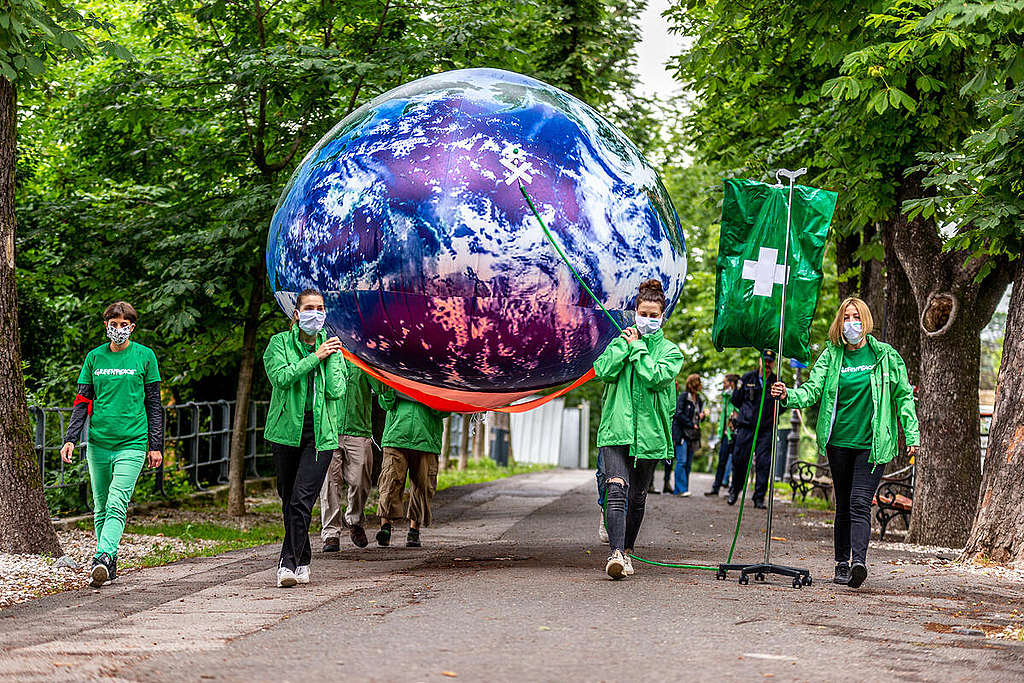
top-left (272, 412), bottom-right (333, 571)
top-left (711, 434), bottom-right (734, 491)
top-left (601, 446), bottom-right (657, 553)
top-left (729, 426), bottom-right (773, 503)
top-left (827, 445), bottom-right (884, 565)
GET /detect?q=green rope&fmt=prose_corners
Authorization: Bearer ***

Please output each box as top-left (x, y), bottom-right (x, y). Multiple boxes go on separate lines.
top-left (519, 184), bottom-right (623, 333)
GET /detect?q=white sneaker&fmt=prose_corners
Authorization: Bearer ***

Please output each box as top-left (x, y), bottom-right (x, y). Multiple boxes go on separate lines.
top-left (277, 567), bottom-right (298, 588)
top-left (680, 491), bottom-right (692, 497)
top-left (599, 518), bottom-right (609, 544)
top-left (295, 565), bottom-right (310, 584)
top-left (605, 550), bottom-right (626, 580)
top-left (623, 554), bottom-right (635, 576)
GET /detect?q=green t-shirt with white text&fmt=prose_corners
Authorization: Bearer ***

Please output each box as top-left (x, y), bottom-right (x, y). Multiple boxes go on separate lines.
top-left (828, 344), bottom-right (875, 449)
top-left (77, 341), bottom-right (161, 451)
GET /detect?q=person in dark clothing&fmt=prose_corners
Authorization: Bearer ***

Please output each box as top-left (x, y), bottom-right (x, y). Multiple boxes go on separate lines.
top-left (727, 350), bottom-right (778, 509)
top-left (671, 374), bottom-right (706, 496)
top-left (706, 373), bottom-right (740, 496)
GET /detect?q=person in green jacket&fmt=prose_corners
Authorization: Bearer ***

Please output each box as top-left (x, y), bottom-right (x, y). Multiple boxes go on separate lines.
top-left (375, 389), bottom-right (450, 548)
top-left (263, 288), bottom-right (347, 588)
top-left (319, 360), bottom-right (380, 551)
top-left (594, 279), bottom-right (683, 579)
top-left (771, 297), bottom-right (919, 589)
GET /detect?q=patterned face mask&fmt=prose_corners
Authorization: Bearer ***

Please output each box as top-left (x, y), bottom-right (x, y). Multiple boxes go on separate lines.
top-left (297, 309), bottom-right (327, 335)
top-left (843, 320), bottom-right (863, 344)
top-left (106, 323), bottom-right (133, 345)
top-left (635, 315), bottom-right (663, 336)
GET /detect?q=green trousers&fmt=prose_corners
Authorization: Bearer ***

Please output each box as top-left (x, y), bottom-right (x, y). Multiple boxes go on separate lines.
top-left (87, 445), bottom-right (146, 558)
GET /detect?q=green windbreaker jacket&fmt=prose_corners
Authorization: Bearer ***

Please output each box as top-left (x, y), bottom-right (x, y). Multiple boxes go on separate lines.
top-left (594, 329), bottom-right (684, 460)
top-left (781, 335), bottom-right (919, 468)
top-left (379, 389), bottom-right (450, 454)
top-left (263, 327), bottom-right (346, 454)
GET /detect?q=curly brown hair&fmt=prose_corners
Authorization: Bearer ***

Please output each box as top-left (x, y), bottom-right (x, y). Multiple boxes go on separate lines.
top-left (636, 278), bottom-right (666, 313)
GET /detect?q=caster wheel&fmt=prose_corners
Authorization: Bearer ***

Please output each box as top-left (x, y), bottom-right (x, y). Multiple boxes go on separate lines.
top-left (755, 573), bottom-right (766, 582)
top-left (792, 578), bottom-right (803, 589)
top-left (739, 575), bottom-right (750, 586)
top-left (802, 575), bottom-right (812, 586)
top-left (716, 570), bottom-right (727, 581)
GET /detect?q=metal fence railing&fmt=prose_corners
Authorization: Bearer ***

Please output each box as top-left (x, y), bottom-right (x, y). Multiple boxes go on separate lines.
top-left (30, 400), bottom-right (272, 511)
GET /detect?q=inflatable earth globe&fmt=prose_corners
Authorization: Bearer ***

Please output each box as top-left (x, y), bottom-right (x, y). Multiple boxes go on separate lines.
top-left (267, 68), bottom-right (687, 410)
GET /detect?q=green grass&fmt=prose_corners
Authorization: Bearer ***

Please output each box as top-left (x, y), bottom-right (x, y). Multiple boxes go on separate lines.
top-left (113, 460), bottom-right (551, 569)
top-left (437, 459), bottom-right (551, 489)
top-left (772, 481), bottom-right (833, 511)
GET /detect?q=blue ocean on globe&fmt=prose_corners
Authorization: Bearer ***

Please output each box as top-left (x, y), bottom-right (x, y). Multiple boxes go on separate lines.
top-left (268, 67), bottom-right (687, 397)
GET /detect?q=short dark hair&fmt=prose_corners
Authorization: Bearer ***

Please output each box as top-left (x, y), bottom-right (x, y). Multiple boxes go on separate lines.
top-left (725, 373), bottom-right (740, 387)
top-left (636, 279), bottom-right (666, 313)
top-left (103, 301), bottom-right (137, 323)
top-left (294, 288), bottom-right (323, 310)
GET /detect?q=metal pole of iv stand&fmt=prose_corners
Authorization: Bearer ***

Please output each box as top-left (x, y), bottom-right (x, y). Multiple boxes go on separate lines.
top-left (717, 167), bottom-right (813, 589)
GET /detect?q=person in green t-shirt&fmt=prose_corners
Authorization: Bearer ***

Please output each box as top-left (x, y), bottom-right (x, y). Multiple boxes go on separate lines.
top-left (61, 301), bottom-right (164, 588)
top-left (771, 297), bottom-right (919, 590)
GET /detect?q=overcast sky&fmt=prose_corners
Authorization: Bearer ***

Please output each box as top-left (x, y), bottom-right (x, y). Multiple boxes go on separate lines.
top-left (634, 0), bottom-right (687, 100)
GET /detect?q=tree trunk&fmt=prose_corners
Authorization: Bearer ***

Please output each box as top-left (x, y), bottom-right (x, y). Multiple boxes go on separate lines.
top-left (889, 177), bottom-right (1011, 547)
top-left (879, 223), bottom-right (920, 386)
top-left (859, 224), bottom-right (885, 325)
top-left (835, 231), bottom-right (860, 301)
top-left (0, 78), bottom-right (62, 556)
top-left (962, 259), bottom-right (1024, 564)
top-left (472, 415), bottom-right (486, 463)
top-left (227, 262), bottom-right (265, 516)
top-left (439, 417), bottom-right (451, 470)
top-left (879, 220), bottom-right (920, 475)
top-left (457, 415), bottom-right (470, 471)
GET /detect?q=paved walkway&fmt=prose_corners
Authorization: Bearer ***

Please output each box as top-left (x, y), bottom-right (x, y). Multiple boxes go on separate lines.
top-left (2, 470), bottom-right (1023, 682)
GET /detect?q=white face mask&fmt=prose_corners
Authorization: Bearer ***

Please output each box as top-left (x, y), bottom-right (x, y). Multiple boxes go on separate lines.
top-left (106, 323), bottom-right (133, 345)
top-left (635, 315), bottom-right (663, 336)
top-left (843, 320), bottom-right (864, 344)
top-left (297, 309), bottom-right (326, 335)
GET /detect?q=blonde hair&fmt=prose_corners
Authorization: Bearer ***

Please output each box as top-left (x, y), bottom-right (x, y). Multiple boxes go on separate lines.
top-left (829, 297), bottom-right (874, 346)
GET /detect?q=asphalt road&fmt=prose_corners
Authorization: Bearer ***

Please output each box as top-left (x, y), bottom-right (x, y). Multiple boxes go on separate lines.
top-left (2, 469), bottom-right (1023, 682)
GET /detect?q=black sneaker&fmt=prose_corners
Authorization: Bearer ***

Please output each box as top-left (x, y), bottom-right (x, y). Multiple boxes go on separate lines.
top-left (90, 553), bottom-right (112, 587)
top-left (375, 523), bottom-right (392, 547)
top-left (406, 528), bottom-right (421, 548)
top-left (647, 486), bottom-right (661, 495)
top-left (848, 562), bottom-right (867, 588)
top-left (833, 562), bottom-right (850, 585)
top-left (350, 525), bottom-right (368, 548)
top-left (704, 488), bottom-right (719, 496)
top-left (322, 538), bottom-right (340, 553)
top-left (753, 500), bottom-right (767, 509)
top-left (108, 556), bottom-right (117, 583)
top-left (726, 493), bottom-right (738, 506)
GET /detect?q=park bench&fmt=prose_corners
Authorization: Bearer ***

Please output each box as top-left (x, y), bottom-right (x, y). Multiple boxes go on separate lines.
top-left (873, 463), bottom-right (915, 541)
top-left (788, 460), bottom-right (833, 504)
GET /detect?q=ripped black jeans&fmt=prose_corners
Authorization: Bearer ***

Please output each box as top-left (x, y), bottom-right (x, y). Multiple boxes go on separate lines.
top-left (601, 445), bottom-right (658, 554)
